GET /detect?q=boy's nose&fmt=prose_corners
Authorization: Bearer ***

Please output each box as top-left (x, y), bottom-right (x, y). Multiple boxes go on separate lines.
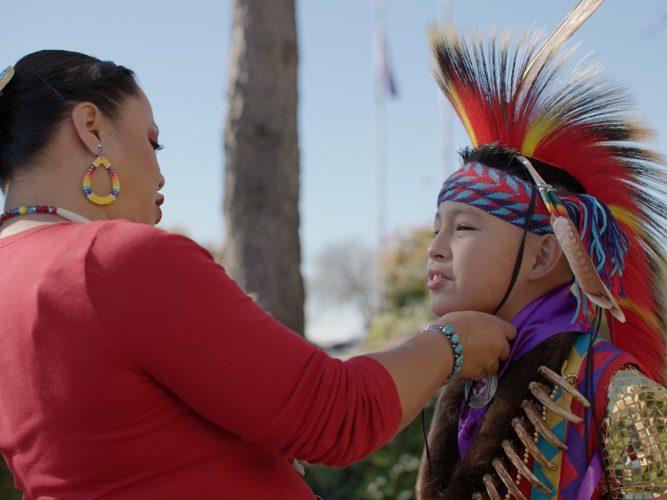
top-left (428, 247), bottom-right (447, 261)
top-left (428, 236), bottom-right (450, 261)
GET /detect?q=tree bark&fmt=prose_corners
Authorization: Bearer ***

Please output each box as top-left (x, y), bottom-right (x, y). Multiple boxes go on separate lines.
top-left (224, 0), bottom-right (304, 334)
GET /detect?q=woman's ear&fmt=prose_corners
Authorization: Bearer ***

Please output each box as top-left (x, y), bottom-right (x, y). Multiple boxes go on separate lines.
top-left (526, 233), bottom-right (566, 281)
top-left (70, 102), bottom-right (104, 156)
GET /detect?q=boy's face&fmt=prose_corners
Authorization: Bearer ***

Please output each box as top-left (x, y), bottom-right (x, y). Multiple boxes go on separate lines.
top-left (427, 201), bottom-right (527, 318)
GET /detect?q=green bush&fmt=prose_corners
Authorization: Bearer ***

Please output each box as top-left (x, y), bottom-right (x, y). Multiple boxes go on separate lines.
top-left (0, 460), bottom-right (21, 499)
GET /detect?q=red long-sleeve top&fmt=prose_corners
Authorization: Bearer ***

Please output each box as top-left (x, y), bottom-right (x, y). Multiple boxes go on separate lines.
top-left (0, 220), bottom-right (401, 499)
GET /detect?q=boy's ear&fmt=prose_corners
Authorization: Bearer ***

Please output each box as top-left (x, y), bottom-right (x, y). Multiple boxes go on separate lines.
top-left (526, 233), bottom-right (565, 281)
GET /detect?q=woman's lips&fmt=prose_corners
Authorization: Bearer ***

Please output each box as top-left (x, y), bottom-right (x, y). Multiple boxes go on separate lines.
top-left (155, 196), bottom-right (164, 224)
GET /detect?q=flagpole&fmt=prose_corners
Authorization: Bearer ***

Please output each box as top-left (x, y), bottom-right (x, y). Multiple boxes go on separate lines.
top-left (372, 0), bottom-right (387, 322)
top-left (373, 0), bottom-right (387, 244)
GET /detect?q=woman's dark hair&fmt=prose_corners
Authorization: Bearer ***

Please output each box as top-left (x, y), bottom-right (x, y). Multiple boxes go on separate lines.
top-left (0, 49), bottom-right (140, 187)
top-left (460, 142), bottom-right (587, 195)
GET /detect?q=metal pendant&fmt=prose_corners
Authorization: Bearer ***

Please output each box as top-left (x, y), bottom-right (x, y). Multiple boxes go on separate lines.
top-left (465, 374), bottom-right (499, 408)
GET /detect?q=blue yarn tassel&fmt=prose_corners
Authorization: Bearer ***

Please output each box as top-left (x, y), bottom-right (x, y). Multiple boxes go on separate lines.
top-left (562, 195), bottom-right (630, 329)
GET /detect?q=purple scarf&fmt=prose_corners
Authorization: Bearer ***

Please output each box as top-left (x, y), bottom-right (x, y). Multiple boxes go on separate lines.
top-left (457, 284), bottom-right (588, 456)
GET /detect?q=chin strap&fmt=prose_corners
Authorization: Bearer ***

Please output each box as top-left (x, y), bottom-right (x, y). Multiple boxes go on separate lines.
top-left (491, 179), bottom-right (538, 317)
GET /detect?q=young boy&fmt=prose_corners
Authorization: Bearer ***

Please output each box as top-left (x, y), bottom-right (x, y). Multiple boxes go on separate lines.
top-left (416, 23), bottom-right (667, 500)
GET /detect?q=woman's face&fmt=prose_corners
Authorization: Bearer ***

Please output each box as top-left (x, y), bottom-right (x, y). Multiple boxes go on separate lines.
top-left (102, 91), bottom-right (165, 225)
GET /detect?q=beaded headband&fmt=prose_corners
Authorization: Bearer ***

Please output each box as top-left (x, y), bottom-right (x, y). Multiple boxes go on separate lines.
top-left (438, 162), bottom-right (552, 234)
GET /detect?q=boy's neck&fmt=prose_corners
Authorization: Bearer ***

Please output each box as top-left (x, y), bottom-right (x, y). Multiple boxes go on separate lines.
top-left (495, 280), bottom-right (571, 323)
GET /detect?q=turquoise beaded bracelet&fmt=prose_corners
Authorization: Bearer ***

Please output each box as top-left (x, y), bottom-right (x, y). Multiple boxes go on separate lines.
top-left (424, 323), bottom-right (464, 382)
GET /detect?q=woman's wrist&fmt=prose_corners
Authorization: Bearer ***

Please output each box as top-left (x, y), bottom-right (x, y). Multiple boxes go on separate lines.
top-left (422, 323), bottom-right (464, 383)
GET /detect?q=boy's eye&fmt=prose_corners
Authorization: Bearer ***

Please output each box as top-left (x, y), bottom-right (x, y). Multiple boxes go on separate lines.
top-left (456, 224), bottom-right (475, 231)
top-left (150, 139), bottom-right (164, 152)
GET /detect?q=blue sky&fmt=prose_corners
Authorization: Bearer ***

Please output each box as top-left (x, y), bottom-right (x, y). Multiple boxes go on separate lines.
top-left (3, 1), bottom-right (666, 340)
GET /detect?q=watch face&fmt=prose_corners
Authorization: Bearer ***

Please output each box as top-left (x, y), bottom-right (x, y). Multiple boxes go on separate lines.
top-left (465, 374), bottom-right (499, 409)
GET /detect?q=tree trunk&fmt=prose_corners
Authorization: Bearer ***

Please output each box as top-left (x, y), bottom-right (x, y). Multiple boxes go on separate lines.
top-left (224, 0), bottom-right (304, 335)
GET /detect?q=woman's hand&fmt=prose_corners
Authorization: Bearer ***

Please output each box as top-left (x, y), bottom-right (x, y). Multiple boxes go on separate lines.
top-left (434, 310), bottom-right (515, 381)
top-left (368, 310), bottom-right (515, 431)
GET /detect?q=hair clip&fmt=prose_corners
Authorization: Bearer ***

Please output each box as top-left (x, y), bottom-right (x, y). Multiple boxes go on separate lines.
top-left (0, 66), bottom-right (15, 95)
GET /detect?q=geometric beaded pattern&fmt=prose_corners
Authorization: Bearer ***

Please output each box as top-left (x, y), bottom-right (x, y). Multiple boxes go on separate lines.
top-left (529, 334), bottom-right (593, 500)
top-left (438, 162), bottom-right (553, 235)
top-left (602, 368), bottom-right (667, 499)
top-left (527, 335), bottom-right (632, 500)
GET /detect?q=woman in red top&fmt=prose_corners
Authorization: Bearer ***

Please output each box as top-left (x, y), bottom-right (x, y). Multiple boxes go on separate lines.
top-left (0, 50), bottom-right (514, 500)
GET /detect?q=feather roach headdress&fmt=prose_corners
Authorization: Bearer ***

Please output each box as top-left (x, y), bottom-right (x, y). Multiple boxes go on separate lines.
top-left (430, 11), bottom-right (667, 383)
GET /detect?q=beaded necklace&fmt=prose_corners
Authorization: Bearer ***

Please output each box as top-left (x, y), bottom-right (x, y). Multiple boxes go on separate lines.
top-left (0, 205), bottom-right (91, 227)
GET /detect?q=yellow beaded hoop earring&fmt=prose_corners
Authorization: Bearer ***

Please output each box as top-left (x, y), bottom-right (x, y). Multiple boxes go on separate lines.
top-left (82, 144), bottom-right (120, 206)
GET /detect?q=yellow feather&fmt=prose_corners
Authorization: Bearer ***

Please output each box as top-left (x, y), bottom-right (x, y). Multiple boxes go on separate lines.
top-left (609, 204), bottom-right (647, 240)
top-left (617, 298), bottom-right (661, 333)
top-left (522, 113), bottom-right (559, 156)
